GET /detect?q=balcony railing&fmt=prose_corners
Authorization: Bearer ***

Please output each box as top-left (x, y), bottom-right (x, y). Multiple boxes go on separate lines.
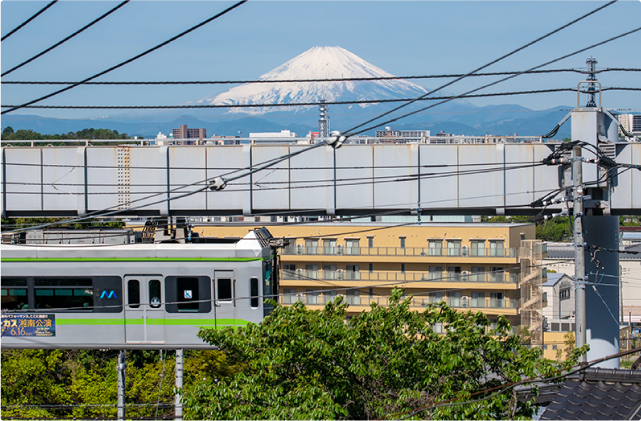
top-left (280, 270), bottom-right (518, 284)
top-left (280, 293), bottom-right (519, 310)
top-left (285, 246), bottom-right (518, 258)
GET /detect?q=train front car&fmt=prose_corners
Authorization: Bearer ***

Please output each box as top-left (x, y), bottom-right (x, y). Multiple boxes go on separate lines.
top-left (1, 228), bottom-right (278, 349)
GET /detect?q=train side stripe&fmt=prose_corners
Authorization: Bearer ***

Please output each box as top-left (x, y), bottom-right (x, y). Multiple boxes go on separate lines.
top-left (55, 318), bottom-right (250, 326)
top-left (2, 257), bottom-right (265, 262)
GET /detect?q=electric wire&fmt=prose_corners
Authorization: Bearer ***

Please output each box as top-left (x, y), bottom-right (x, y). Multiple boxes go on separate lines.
top-left (1, 1), bottom-right (131, 78)
top-left (0, 0), bottom-right (249, 116)
top-left (341, 0), bottom-right (620, 137)
top-left (0, 88), bottom-right (584, 109)
top-left (346, 25), bottom-right (641, 137)
top-left (4, 67), bottom-right (640, 85)
top-left (1, 0), bottom-right (58, 42)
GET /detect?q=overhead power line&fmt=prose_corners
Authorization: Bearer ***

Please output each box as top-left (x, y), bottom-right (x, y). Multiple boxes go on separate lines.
top-left (347, 24), bottom-right (641, 137)
top-left (3, 87), bottom-right (639, 110)
top-left (0, 67), bottom-right (641, 85)
top-left (3, 68), bottom-right (640, 85)
top-left (0, 0), bottom-right (249, 116)
top-left (342, 0), bottom-right (620, 137)
top-left (2, 1), bottom-right (131, 78)
top-left (1, 0), bottom-right (58, 42)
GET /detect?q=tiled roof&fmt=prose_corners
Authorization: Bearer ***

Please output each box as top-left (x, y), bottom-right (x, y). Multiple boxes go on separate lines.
top-left (540, 368), bottom-right (641, 420)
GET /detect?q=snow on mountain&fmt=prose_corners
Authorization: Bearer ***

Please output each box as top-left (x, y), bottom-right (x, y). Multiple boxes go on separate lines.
top-left (201, 46), bottom-right (429, 114)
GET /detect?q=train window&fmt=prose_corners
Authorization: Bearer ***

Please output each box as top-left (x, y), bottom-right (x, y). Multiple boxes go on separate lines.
top-left (2, 277), bottom-right (27, 287)
top-left (128, 280), bottom-right (140, 308)
top-left (149, 280), bottom-right (161, 308)
top-left (164, 276), bottom-right (211, 313)
top-left (1, 277), bottom-right (28, 311)
top-left (218, 279), bottom-right (232, 302)
top-left (250, 277), bottom-right (259, 308)
top-left (34, 278), bottom-right (93, 311)
top-left (177, 278), bottom-right (199, 312)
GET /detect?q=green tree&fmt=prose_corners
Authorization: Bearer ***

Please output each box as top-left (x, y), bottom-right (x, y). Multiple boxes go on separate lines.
top-left (186, 289), bottom-right (587, 420)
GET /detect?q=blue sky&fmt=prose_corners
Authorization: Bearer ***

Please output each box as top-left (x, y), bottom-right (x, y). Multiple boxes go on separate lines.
top-left (1, 0), bottom-right (640, 120)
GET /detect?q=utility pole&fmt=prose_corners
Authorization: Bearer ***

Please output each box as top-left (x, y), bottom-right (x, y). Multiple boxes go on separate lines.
top-left (175, 349), bottom-right (183, 421)
top-left (117, 350), bottom-right (126, 421)
top-left (572, 146), bottom-right (587, 360)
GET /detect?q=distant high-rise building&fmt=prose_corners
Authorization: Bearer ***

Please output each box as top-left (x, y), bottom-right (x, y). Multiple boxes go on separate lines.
top-left (618, 114), bottom-right (641, 137)
top-left (318, 100), bottom-right (330, 138)
top-left (172, 125), bottom-right (206, 141)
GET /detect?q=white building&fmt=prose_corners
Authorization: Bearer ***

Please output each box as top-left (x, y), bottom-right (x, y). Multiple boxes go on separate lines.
top-left (249, 130), bottom-right (297, 139)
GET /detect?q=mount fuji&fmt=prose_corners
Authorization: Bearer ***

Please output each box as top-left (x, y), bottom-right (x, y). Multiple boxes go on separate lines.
top-left (200, 46), bottom-right (435, 115)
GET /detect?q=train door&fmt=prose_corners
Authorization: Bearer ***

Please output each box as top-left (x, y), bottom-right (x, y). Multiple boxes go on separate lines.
top-left (124, 276), bottom-right (165, 344)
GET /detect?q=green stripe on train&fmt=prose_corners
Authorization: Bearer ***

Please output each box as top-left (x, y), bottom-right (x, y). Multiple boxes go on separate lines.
top-left (1, 253), bottom-right (277, 263)
top-left (56, 318), bottom-right (250, 326)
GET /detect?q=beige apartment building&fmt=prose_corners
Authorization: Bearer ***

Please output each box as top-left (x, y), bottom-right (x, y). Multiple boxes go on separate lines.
top-left (195, 222), bottom-right (544, 336)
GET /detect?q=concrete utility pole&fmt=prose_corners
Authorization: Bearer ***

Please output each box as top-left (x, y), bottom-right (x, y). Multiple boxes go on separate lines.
top-left (570, 59), bottom-right (620, 367)
top-left (175, 349), bottom-right (183, 421)
top-left (572, 146), bottom-right (587, 360)
top-left (117, 350), bottom-right (126, 420)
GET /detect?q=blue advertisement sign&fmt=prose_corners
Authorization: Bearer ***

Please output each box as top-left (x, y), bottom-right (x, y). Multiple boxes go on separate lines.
top-left (1, 313), bottom-right (55, 337)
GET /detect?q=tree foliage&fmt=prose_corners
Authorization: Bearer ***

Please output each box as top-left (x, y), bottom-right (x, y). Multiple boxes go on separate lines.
top-left (1, 126), bottom-right (133, 143)
top-left (0, 349), bottom-right (240, 420)
top-left (187, 289), bottom-right (587, 420)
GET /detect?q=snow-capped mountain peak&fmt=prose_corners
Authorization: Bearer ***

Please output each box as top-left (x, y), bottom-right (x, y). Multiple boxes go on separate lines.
top-left (202, 46), bottom-right (428, 114)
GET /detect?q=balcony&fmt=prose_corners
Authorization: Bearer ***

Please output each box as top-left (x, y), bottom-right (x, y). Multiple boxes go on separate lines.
top-left (279, 293), bottom-right (519, 311)
top-left (284, 246), bottom-right (518, 258)
top-left (280, 269), bottom-right (519, 284)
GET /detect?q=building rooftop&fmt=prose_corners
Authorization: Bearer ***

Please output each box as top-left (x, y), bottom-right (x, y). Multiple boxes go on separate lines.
top-left (540, 368), bottom-right (641, 420)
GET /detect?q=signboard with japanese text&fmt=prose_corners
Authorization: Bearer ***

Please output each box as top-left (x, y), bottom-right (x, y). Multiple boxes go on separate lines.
top-left (1, 313), bottom-right (55, 337)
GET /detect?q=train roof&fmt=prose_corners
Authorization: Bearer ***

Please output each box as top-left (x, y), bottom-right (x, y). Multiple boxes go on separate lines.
top-left (1, 228), bottom-right (274, 260)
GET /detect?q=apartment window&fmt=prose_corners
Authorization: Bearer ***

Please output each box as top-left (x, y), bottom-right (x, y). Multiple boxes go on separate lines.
top-left (489, 240), bottom-right (505, 257)
top-left (448, 291), bottom-right (462, 307)
top-left (345, 265), bottom-right (360, 280)
top-left (368, 237), bottom-right (374, 248)
top-left (447, 240), bottom-right (461, 256)
top-left (323, 239), bottom-right (337, 255)
top-left (345, 239), bottom-right (360, 255)
top-left (282, 288), bottom-right (295, 305)
top-left (368, 263), bottom-right (373, 273)
top-left (346, 289), bottom-right (360, 305)
top-left (471, 266), bottom-right (484, 282)
top-left (305, 264), bottom-right (319, 280)
top-left (429, 291), bottom-right (443, 304)
top-left (429, 266), bottom-right (443, 280)
top-left (560, 288), bottom-right (571, 300)
top-left (471, 291), bottom-right (485, 308)
top-left (400, 263), bottom-right (406, 274)
top-left (490, 292), bottom-right (504, 308)
top-left (305, 289), bottom-right (318, 305)
top-left (447, 266), bottom-right (461, 281)
top-left (283, 264), bottom-right (296, 278)
top-left (400, 237), bottom-right (406, 248)
top-left (305, 238), bottom-right (319, 254)
top-left (284, 239), bottom-right (297, 254)
top-left (323, 264), bottom-right (337, 280)
top-left (470, 240), bottom-right (485, 256)
top-left (489, 266), bottom-right (504, 283)
top-left (428, 240), bottom-right (442, 256)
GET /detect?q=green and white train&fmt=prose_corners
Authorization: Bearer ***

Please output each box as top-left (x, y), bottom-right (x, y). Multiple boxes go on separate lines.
top-left (1, 228), bottom-right (278, 349)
